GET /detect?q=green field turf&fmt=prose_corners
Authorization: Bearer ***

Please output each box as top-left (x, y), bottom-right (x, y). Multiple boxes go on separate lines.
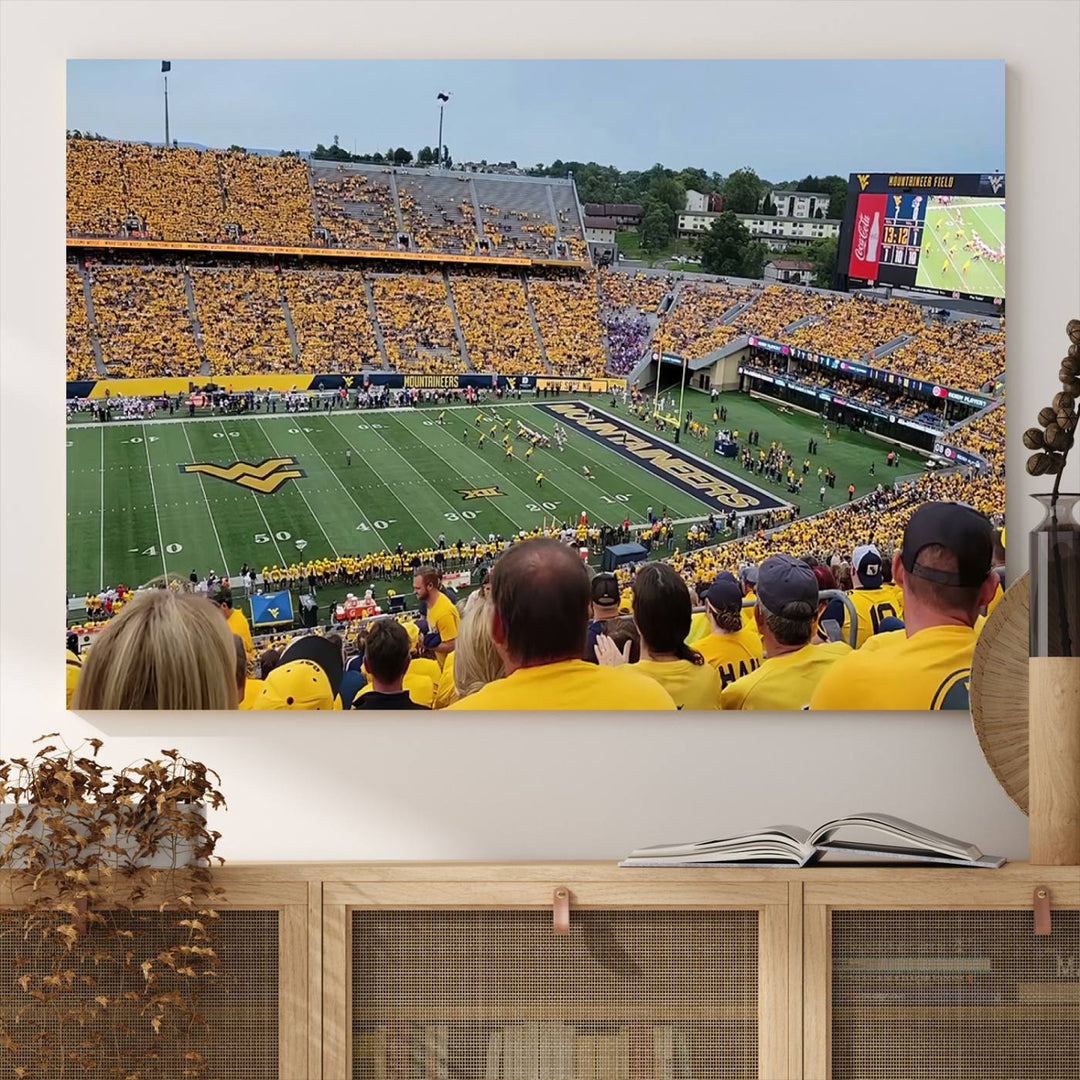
top-left (67, 390), bottom-right (917, 616)
top-left (915, 198), bottom-right (1006, 299)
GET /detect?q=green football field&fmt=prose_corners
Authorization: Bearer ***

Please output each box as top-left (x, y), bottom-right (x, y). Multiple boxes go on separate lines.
top-left (67, 390), bottom-right (916, 613)
top-left (915, 198), bottom-right (1006, 299)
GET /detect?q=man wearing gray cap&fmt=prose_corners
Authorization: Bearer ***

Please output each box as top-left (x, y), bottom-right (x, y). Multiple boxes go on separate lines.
top-left (720, 555), bottom-right (851, 710)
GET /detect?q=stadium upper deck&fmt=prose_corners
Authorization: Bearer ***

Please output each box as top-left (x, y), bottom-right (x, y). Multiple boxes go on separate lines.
top-left (66, 138), bottom-right (588, 262)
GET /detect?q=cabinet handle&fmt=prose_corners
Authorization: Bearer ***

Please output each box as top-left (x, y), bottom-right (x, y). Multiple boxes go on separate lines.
top-left (1033, 886), bottom-right (1052, 935)
top-left (553, 887), bottom-right (570, 935)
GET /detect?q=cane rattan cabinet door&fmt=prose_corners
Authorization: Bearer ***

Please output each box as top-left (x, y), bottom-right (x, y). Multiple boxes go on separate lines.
top-left (323, 869), bottom-right (792, 1080)
top-left (0, 875), bottom-right (312, 1080)
top-left (804, 870), bottom-right (1080, 1080)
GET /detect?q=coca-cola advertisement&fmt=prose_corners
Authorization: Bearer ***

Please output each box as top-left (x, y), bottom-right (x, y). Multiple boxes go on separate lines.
top-left (847, 194), bottom-right (887, 280)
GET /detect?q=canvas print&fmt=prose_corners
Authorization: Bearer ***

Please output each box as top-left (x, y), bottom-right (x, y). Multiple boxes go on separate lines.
top-left (64, 60), bottom-right (1005, 711)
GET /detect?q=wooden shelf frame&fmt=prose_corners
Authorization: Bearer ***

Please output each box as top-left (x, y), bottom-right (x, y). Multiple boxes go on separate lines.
top-left (4, 862), bottom-right (1077, 1080)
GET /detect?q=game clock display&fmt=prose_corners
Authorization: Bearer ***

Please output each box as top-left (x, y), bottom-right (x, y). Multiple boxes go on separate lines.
top-left (840, 173), bottom-right (1006, 303)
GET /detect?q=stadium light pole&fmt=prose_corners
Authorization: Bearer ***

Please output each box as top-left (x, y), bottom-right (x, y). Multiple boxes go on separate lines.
top-left (436, 91), bottom-right (451, 168)
top-left (161, 60), bottom-right (171, 146)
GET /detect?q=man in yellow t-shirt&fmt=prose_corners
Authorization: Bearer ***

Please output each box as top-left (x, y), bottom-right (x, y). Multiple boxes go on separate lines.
top-left (810, 502), bottom-right (998, 711)
top-left (212, 586), bottom-right (254, 662)
top-left (842, 544), bottom-right (904, 648)
top-left (413, 566), bottom-right (460, 665)
top-left (721, 555), bottom-right (851, 710)
top-left (447, 539), bottom-right (675, 711)
top-left (691, 573), bottom-right (765, 689)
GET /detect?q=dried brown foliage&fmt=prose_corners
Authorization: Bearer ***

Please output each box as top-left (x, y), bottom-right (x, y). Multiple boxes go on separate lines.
top-left (0, 737), bottom-right (227, 1079)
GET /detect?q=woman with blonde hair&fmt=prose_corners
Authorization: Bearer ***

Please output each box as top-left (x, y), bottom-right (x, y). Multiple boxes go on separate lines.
top-left (71, 590), bottom-right (239, 710)
top-left (447, 591), bottom-right (505, 705)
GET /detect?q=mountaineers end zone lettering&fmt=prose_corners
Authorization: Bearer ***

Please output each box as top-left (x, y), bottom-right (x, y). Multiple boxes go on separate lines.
top-left (539, 403), bottom-right (786, 513)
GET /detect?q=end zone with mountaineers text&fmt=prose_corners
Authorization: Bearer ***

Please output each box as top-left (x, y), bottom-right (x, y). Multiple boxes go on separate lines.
top-left (538, 402), bottom-right (790, 514)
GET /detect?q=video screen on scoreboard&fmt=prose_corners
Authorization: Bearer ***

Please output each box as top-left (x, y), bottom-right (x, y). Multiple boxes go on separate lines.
top-left (843, 174), bottom-right (1005, 303)
top-left (914, 196), bottom-right (1005, 300)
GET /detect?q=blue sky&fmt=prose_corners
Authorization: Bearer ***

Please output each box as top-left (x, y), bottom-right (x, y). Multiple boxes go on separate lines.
top-left (67, 59), bottom-right (1004, 180)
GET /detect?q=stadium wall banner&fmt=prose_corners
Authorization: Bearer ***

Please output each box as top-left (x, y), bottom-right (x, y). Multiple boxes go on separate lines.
top-left (69, 373), bottom-right (628, 399)
top-left (538, 402), bottom-right (788, 514)
top-left (750, 336), bottom-right (993, 409)
top-left (933, 442), bottom-right (989, 471)
top-left (66, 236), bottom-right (589, 271)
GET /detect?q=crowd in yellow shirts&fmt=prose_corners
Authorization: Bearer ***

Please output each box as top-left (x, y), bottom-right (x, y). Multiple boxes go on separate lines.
top-left (731, 283), bottom-right (829, 340)
top-left (882, 318), bottom-right (1006, 391)
top-left (190, 267), bottom-right (294, 375)
top-left (598, 269), bottom-right (672, 313)
top-left (528, 277), bottom-right (608, 375)
top-left (450, 276), bottom-right (542, 373)
top-left (67, 139), bottom-right (223, 242)
top-left (66, 266), bottom-right (98, 379)
top-left (218, 151), bottom-right (315, 246)
top-left (654, 282), bottom-right (757, 360)
top-left (398, 178), bottom-right (478, 254)
top-left (371, 273), bottom-right (464, 372)
top-left (785, 293), bottom-right (926, 361)
top-left (312, 170), bottom-right (399, 250)
top-left (283, 269), bottom-right (380, 373)
top-left (91, 264), bottom-right (202, 377)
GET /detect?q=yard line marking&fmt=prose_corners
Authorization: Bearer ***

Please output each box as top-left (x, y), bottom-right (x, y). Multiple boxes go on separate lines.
top-left (448, 406), bottom-right (645, 526)
top-left (324, 415), bottom-right (435, 543)
top-left (400, 410), bottom-right (582, 533)
top-left (181, 423), bottom-right (229, 575)
top-left (217, 421), bottom-right (288, 566)
top-left (99, 425), bottom-right (105, 590)
top-left (339, 412), bottom-right (501, 541)
top-left (256, 418), bottom-right (347, 557)
top-left (141, 424), bottom-right (169, 580)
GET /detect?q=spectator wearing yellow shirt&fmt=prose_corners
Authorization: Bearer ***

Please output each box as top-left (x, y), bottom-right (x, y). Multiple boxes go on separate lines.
top-left (843, 545), bottom-right (905, 649)
top-left (691, 573), bottom-right (765, 689)
top-left (721, 555), bottom-right (851, 711)
top-left (413, 567), bottom-right (460, 664)
top-left (596, 563), bottom-right (721, 710)
top-left (446, 539), bottom-right (675, 711)
top-left (810, 502), bottom-right (997, 712)
top-left (212, 586), bottom-right (254, 663)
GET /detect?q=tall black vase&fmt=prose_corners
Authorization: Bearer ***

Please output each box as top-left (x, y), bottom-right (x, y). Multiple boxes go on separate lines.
top-left (1029, 492), bottom-right (1080, 657)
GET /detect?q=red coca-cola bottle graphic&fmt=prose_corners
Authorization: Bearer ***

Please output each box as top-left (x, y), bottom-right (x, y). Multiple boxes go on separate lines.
top-left (867, 212), bottom-right (881, 263)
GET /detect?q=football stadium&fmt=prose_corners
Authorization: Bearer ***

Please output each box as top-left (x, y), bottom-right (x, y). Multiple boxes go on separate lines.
top-left (65, 140), bottom-right (1007, 712)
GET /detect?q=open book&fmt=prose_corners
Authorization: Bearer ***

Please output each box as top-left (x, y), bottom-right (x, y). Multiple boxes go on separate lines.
top-left (620, 812), bottom-right (1006, 868)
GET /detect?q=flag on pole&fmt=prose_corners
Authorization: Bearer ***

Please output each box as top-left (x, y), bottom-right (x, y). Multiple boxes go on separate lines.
top-left (161, 60), bottom-right (171, 73)
top-left (436, 91), bottom-right (450, 102)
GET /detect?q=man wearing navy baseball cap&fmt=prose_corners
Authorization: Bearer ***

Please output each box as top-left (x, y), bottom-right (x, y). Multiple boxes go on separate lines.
top-left (720, 555), bottom-right (851, 710)
top-left (811, 501), bottom-right (998, 711)
top-left (691, 572), bottom-right (764, 688)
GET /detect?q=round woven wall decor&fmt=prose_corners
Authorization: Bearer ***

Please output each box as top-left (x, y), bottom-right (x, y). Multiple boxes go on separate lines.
top-left (970, 572), bottom-right (1029, 814)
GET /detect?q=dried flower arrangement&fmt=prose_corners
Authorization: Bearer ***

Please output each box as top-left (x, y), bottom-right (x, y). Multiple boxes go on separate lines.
top-left (1024, 319), bottom-right (1080, 659)
top-left (1024, 319), bottom-right (1079, 481)
top-left (0, 737), bottom-right (226, 1079)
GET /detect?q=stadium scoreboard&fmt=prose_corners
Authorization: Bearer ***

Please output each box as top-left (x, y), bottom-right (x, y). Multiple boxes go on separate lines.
top-left (836, 172), bottom-right (1006, 304)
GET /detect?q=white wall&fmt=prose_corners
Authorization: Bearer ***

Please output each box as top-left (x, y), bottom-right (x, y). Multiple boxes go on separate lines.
top-left (3, 1), bottom-right (1077, 865)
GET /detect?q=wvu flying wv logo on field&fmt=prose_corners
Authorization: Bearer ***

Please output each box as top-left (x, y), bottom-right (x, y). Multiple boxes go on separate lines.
top-left (179, 457), bottom-right (307, 494)
top-left (457, 486), bottom-right (506, 500)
